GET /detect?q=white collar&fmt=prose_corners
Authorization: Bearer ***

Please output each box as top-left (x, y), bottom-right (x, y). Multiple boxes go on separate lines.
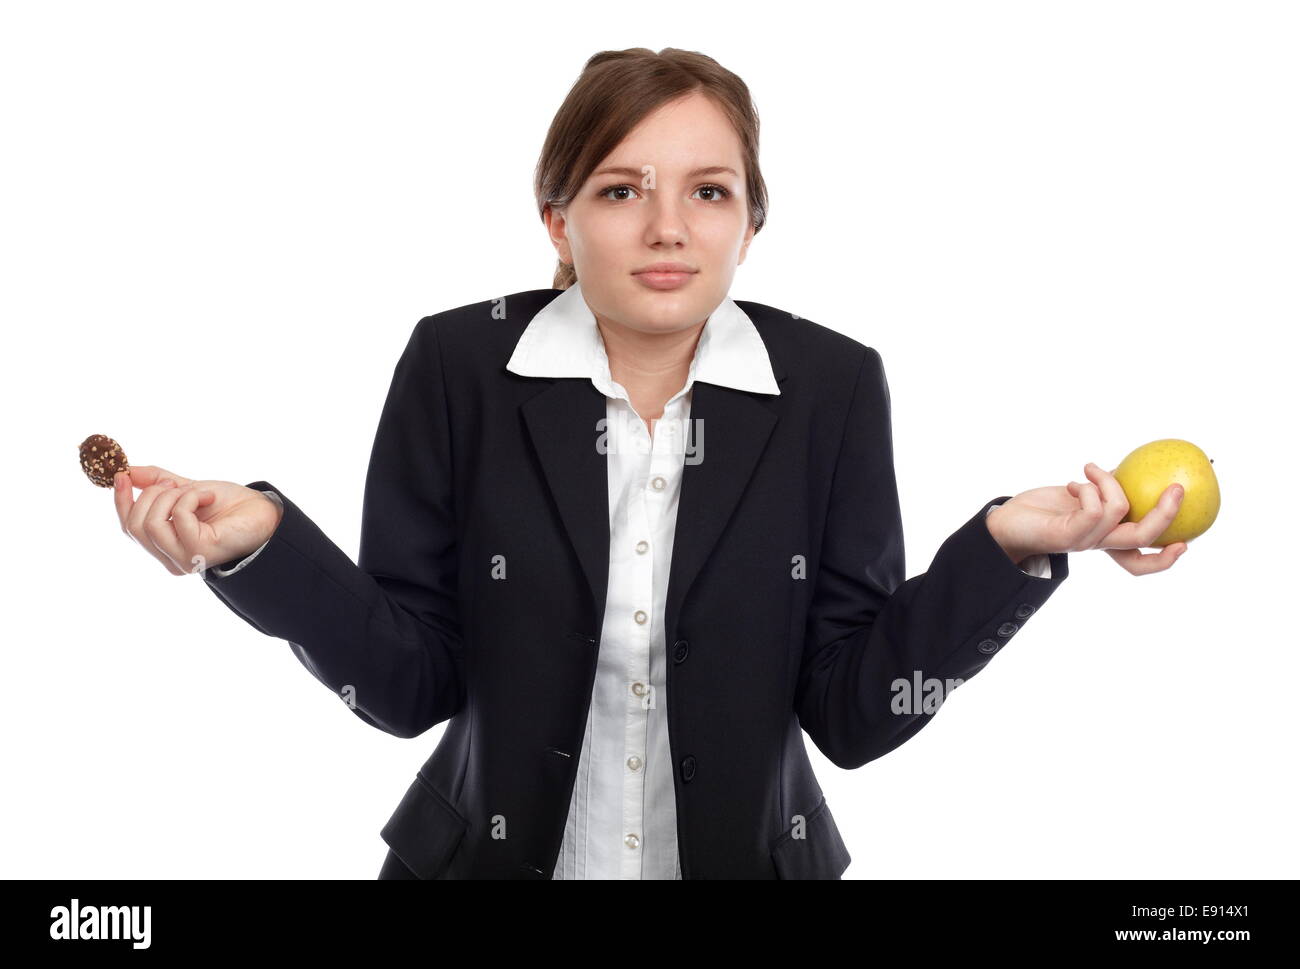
top-left (505, 280), bottom-right (780, 399)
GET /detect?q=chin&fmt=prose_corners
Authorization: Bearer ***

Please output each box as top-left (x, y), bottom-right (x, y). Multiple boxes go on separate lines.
top-left (634, 299), bottom-right (714, 332)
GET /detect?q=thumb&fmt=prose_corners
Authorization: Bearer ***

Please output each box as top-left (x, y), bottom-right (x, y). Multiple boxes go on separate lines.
top-left (129, 465), bottom-right (193, 488)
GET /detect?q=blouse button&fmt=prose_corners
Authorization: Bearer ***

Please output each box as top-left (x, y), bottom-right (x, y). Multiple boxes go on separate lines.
top-left (625, 834), bottom-right (640, 850)
top-left (634, 609), bottom-right (647, 624)
top-left (631, 682), bottom-right (647, 697)
top-left (627, 756), bottom-right (642, 771)
top-left (635, 540), bottom-right (649, 554)
top-left (649, 475), bottom-right (666, 491)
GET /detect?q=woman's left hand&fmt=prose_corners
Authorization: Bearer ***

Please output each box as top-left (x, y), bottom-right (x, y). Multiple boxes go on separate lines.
top-left (985, 462), bottom-right (1189, 575)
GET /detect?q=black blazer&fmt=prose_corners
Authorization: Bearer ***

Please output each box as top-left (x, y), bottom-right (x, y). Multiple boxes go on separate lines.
top-left (202, 287), bottom-right (1070, 879)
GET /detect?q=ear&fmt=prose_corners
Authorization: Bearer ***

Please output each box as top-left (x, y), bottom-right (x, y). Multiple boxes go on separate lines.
top-left (737, 221), bottom-right (756, 266)
top-left (543, 203), bottom-right (573, 265)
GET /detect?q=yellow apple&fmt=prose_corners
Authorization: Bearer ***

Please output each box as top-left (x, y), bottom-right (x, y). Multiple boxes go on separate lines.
top-left (1112, 439), bottom-right (1220, 546)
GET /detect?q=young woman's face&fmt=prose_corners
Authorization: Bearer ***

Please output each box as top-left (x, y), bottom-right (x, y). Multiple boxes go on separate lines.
top-left (547, 90), bottom-right (756, 336)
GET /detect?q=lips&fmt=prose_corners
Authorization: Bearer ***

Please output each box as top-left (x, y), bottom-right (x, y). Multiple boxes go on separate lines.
top-left (633, 269), bottom-right (697, 291)
top-left (634, 262), bottom-right (696, 275)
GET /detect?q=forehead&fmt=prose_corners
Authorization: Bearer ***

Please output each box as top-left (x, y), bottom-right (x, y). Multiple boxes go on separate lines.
top-left (598, 94), bottom-right (743, 172)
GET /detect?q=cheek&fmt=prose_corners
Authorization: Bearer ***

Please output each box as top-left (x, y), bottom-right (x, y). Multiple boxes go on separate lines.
top-left (569, 211), bottom-right (622, 254)
top-left (696, 209), bottom-right (748, 243)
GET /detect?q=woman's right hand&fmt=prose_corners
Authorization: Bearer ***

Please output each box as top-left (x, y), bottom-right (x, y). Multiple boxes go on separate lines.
top-left (113, 465), bottom-right (284, 576)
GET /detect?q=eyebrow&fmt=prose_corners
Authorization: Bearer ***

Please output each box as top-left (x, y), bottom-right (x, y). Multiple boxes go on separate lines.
top-left (592, 165), bottom-right (739, 179)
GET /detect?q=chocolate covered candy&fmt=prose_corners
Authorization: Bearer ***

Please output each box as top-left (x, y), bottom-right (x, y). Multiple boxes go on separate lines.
top-left (79, 433), bottom-right (130, 488)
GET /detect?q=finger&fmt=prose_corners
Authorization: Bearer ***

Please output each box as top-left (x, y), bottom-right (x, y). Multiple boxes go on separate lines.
top-left (1081, 465), bottom-right (1133, 548)
top-left (113, 471), bottom-right (135, 533)
top-left (1084, 462), bottom-right (1131, 536)
top-left (128, 465), bottom-right (194, 489)
top-left (126, 481), bottom-right (184, 575)
top-left (1137, 483), bottom-right (1185, 545)
top-left (172, 488), bottom-right (217, 573)
top-left (144, 483), bottom-right (197, 573)
top-left (1065, 478), bottom-right (1105, 547)
top-left (1098, 483), bottom-right (1185, 550)
top-left (126, 480), bottom-right (176, 537)
top-left (1105, 543), bottom-right (1186, 575)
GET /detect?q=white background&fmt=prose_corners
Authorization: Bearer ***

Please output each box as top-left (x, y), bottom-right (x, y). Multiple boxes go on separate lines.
top-left (3, 0), bottom-right (1295, 879)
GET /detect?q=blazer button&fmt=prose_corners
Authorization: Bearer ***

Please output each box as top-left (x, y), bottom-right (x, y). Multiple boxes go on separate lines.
top-left (680, 755), bottom-right (697, 782)
top-left (1014, 603), bottom-right (1036, 619)
top-left (519, 863), bottom-right (546, 878)
top-left (672, 639), bottom-right (690, 663)
top-left (997, 621), bottom-right (1019, 638)
top-left (977, 639), bottom-right (1001, 654)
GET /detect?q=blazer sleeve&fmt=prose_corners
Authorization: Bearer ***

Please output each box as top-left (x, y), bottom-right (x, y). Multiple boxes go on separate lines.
top-left (796, 347), bottom-right (1069, 770)
top-left (200, 317), bottom-right (464, 739)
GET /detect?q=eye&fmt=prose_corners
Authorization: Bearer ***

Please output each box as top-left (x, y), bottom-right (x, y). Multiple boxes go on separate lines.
top-left (693, 184), bottom-right (732, 202)
top-left (599, 184), bottom-right (640, 202)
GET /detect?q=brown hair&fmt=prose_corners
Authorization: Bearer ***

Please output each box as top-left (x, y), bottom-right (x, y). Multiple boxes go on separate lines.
top-left (533, 48), bottom-right (769, 291)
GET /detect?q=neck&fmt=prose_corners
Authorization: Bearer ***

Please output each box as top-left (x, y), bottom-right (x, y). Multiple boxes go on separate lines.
top-left (595, 312), bottom-right (705, 425)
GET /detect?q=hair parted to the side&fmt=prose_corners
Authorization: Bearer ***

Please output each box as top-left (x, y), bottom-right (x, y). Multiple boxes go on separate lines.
top-left (533, 48), bottom-right (769, 291)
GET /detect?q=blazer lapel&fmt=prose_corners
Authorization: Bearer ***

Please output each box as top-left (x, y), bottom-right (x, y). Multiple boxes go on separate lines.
top-left (521, 378), bottom-right (612, 615)
top-left (664, 382), bottom-right (780, 642)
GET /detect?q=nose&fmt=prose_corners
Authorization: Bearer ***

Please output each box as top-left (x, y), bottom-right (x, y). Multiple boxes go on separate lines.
top-left (642, 195), bottom-right (689, 247)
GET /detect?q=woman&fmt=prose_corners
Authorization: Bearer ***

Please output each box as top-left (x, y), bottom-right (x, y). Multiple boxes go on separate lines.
top-left (113, 48), bottom-right (1189, 880)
